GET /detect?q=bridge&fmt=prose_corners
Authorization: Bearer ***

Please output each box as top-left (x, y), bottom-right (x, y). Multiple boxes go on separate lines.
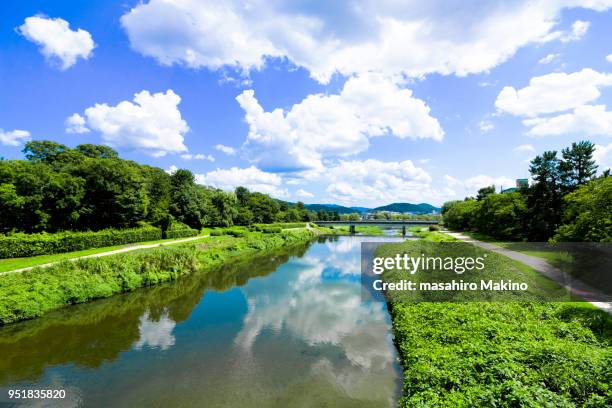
top-left (316, 219), bottom-right (439, 236)
top-left (316, 220), bottom-right (439, 226)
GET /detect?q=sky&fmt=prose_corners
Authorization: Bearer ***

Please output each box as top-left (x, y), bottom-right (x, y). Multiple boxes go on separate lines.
top-left (1, 0), bottom-right (612, 207)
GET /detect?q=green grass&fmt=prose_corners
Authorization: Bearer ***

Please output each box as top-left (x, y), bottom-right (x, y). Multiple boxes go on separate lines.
top-left (0, 234), bottom-right (210, 273)
top-left (378, 239), bottom-right (612, 406)
top-left (0, 229), bottom-right (316, 325)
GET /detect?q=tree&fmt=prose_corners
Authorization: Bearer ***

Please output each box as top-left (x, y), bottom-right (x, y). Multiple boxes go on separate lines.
top-left (526, 151), bottom-right (563, 241)
top-left (553, 176), bottom-right (612, 242)
top-left (475, 192), bottom-right (527, 240)
top-left (559, 141), bottom-right (597, 191)
top-left (22, 141), bottom-right (68, 163)
top-left (476, 185), bottom-right (496, 201)
top-left (75, 144), bottom-right (119, 159)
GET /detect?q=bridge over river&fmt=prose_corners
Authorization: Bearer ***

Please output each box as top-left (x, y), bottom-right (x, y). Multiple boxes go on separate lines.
top-left (316, 219), bottom-right (439, 236)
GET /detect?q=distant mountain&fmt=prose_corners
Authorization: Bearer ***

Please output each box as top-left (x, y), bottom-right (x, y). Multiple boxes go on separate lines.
top-left (304, 204), bottom-right (364, 214)
top-left (303, 202), bottom-right (440, 214)
top-left (371, 202), bottom-right (440, 214)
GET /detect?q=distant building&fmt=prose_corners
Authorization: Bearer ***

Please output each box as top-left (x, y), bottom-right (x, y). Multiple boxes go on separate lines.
top-left (501, 178), bottom-right (529, 194)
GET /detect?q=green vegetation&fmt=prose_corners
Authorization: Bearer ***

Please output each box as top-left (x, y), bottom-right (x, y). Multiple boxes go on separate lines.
top-left (0, 141), bottom-right (318, 237)
top-left (0, 226), bottom-right (162, 259)
top-left (379, 239), bottom-right (611, 406)
top-left (0, 234), bottom-right (212, 273)
top-left (0, 229), bottom-right (316, 325)
top-left (442, 141), bottom-right (611, 242)
top-left (390, 302), bottom-right (611, 407)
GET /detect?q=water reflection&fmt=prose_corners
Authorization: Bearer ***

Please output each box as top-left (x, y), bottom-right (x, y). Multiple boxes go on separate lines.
top-left (134, 310), bottom-right (176, 351)
top-left (0, 237), bottom-right (401, 407)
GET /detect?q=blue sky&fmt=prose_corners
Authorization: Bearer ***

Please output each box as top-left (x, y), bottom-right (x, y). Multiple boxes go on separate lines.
top-left (1, 0), bottom-right (612, 207)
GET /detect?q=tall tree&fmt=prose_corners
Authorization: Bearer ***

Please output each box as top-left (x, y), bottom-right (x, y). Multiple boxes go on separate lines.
top-left (527, 151), bottom-right (563, 240)
top-left (559, 141), bottom-right (597, 190)
top-left (476, 185), bottom-right (495, 201)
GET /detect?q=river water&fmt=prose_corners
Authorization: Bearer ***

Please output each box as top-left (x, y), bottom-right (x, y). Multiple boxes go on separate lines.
top-left (0, 236), bottom-right (403, 407)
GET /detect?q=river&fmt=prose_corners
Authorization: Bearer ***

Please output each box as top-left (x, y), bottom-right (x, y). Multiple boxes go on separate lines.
top-left (0, 236), bottom-right (403, 407)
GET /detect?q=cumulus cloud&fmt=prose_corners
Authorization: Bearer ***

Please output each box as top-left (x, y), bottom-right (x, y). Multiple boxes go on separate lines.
top-left (524, 104), bottom-right (612, 136)
top-left (65, 113), bottom-right (90, 134)
top-left (607, 54), bottom-right (612, 63)
top-left (0, 129), bottom-right (30, 146)
top-left (514, 144), bottom-right (535, 153)
top-left (594, 143), bottom-right (612, 170)
top-left (215, 144), bottom-right (236, 155)
top-left (18, 16), bottom-right (94, 70)
top-left (120, 0), bottom-right (611, 83)
top-left (196, 165), bottom-right (288, 198)
top-left (237, 73), bottom-right (443, 172)
top-left (180, 153), bottom-right (214, 161)
top-left (68, 90), bottom-right (189, 156)
top-left (495, 68), bottom-right (612, 117)
top-left (322, 159), bottom-right (442, 206)
top-left (538, 53), bottom-right (559, 64)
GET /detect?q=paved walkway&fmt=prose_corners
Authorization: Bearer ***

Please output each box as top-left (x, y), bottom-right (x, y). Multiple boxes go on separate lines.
top-left (444, 231), bottom-right (611, 314)
top-left (1, 235), bottom-right (209, 276)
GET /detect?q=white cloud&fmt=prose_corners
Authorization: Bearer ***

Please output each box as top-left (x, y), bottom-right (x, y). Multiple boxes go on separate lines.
top-left (70, 90), bottom-right (189, 157)
top-left (495, 68), bottom-right (612, 117)
top-left (134, 310), bottom-right (176, 351)
top-left (538, 53), bottom-right (559, 64)
top-left (295, 188), bottom-right (314, 199)
top-left (594, 143), bottom-right (612, 170)
top-left (323, 159), bottom-right (442, 206)
top-left (464, 175), bottom-right (515, 191)
top-left (478, 120), bottom-right (494, 132)
top-left (120, 0), bottom-right (612, 83)
top-left (65, 113), bottom-right (90, 134)
top-left (443, 173), bottom-right (515, 196)
top-left (514, 144), bottom-right (535, 153)
top-left (607, 54), bottom-right (612, 63)
top-left (560, 20), bottom-right (590, 42)
top-left (196, 165), bottom-right (288, 198)
top-left (524, 104), bottom-right (612, 136)
top-left (215, 144), bottom-right (236, 155)
top-left (18, 16), bottom-right (94, 70)
top-left (237, 73), bottom-right (443, 172)
top-left (166, 165), bottom-right (178, 175)
top-left (180, 153), bottom-right (214, 161)
top-left (0, 129), bottom-right (30, 146)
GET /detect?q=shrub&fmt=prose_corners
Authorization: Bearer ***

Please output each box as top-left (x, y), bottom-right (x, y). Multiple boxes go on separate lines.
top-left (261, 226), bottom-right (282, 234)
top-left (0, 227), bottom-right (162, 259)
top-left (428, 225), bottom-right (440, 231)
top-left (164, 221), bottom-right (199, 239)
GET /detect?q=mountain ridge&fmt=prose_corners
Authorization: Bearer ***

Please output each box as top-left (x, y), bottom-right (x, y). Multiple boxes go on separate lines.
top-left (302, 202), bottom-right (440, 214)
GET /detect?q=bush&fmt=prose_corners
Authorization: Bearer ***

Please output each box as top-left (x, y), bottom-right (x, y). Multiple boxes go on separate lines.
top-left (253, 222), bottom-right (306, 231)
top-left (0, 227), bottom-right (162, 259)
top-left (163, 221), bottom-right (199, 239)
top-left (261, 226), bottom-right (282, 234)
top-left (428, 225), bottom-right (440, 231)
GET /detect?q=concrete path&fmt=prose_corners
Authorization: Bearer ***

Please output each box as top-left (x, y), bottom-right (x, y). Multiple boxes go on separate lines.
top-left (444, 231), bottom-right (612, 314)
top-left (1, 235), bottom-right (209, 276)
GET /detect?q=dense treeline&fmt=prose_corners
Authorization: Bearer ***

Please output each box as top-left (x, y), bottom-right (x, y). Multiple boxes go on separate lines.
top-left (443, 141), bottom-right (611, 242)
top-left (0, 141), bottom-right (315, 234)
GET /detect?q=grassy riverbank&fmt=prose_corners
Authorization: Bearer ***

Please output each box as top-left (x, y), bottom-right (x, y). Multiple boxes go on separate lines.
top-left (0, 229), bottom-right (316, 325)
top-left (380, 239), bottom-right (612, 406)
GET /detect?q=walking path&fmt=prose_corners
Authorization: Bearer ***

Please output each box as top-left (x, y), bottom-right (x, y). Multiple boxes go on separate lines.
top-left (0, 235), bottom-right (209, 276)
top-left (444, 231), bottom-right (612, 314)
